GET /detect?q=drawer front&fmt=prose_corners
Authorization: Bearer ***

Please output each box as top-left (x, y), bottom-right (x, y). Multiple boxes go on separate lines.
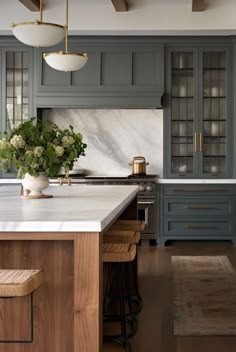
top-left (164, 220), bottom-right (233, 236)
top-left (164, 199), bottom-right (233, 216)
top-left (163, 184), bottom-right (236, 197)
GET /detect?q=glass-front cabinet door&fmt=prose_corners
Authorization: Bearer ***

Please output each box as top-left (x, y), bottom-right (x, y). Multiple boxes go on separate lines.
top-left (166, 48), bottom-right (199, 177)
top-left (171, 51), bottom-right (196, 176)
top-left (2, 47), bottom-right (33, 132)
top-left (165, 46), bottom-right (232, 178)
top-left (199, 49), bottom-right (231, 177)
top-left (0, 46), bottom-right (33, 177)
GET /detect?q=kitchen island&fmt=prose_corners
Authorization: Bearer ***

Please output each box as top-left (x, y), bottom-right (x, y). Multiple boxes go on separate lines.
top-left (0, 184), bottom-right (139, 352)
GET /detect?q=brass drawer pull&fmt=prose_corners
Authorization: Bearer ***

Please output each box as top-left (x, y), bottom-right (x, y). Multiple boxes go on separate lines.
top-left (199, 132), bottom-right (203, 153)
top-left (185, 224), bottom-right (217, 230)
top-left (194, 132), bottom-right (198, 153)
top-left (184, 205), bottom-right (216, 210)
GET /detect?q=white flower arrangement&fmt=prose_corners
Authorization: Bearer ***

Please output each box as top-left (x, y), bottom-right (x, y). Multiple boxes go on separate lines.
top-left (0, 118), bottom-right (87, 178)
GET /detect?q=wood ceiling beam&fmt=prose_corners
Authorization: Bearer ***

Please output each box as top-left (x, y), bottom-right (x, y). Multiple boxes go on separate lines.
top-left (192, 0), bottom-right (205, 12)
top-left (18, 0), bottom-right (40, 12)
top-left (111, 0), bottom-right (128, 12)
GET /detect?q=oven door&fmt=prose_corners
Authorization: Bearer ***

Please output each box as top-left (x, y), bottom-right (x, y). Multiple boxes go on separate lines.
top-left (137, 196), bottom-right (157, 236)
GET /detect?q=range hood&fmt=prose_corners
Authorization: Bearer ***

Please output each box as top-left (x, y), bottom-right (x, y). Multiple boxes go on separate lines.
top-left (35, 93), bottom-right (163, 110)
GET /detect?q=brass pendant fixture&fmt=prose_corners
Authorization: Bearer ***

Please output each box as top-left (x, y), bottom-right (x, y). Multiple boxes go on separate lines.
top-left (12, 0), bottom-right (66, 47)
top-left (43, 0), bottom-right (88, 72)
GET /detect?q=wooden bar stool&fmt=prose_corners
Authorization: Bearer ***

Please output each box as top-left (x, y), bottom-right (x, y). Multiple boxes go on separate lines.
top-left (104, 230), bottom-right (140, 245)
top-left (111, 220), bottom-right (145, 232)
top-left (103, 243), bottom-right (136, 352)
top-left (104, 230), bottom-right (141, 324)
top-left (105, 220), bottom-right (144, 314)
top-left (0, 269), bottom-right (44, 343)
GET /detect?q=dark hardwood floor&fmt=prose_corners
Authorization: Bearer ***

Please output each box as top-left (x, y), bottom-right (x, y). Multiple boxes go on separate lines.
top-left (104, 242), bottom-right (236, 351)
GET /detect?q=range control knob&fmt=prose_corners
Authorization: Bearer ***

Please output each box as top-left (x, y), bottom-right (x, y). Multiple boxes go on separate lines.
top-left (146, 183), bottom-right (153, 192)
top-left (139, 183), bottom-right (146, 192)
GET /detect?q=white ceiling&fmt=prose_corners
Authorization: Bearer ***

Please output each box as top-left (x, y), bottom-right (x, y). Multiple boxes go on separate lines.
top-left (0, 0), bottom-right (236, 35)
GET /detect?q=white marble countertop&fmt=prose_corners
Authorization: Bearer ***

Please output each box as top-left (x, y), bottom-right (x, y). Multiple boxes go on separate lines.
top-left (0, 179), bottom-right (22, 184)
top-left (2, 178), bottom-right (236, 184)
top-left (0, 185), bottom-right (139, 232)
top-left (158, 179), bottom-right (236, 184)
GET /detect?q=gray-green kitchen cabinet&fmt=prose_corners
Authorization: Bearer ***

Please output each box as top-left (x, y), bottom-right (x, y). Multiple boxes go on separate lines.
top-left (0, 41), bottom-right (34, 178)
top-left (164, 45), bottom-right (233, 178)
top-left (34, 37), bottom-right (164, 108)
top-left (160, 184), bottom-right (236, 245)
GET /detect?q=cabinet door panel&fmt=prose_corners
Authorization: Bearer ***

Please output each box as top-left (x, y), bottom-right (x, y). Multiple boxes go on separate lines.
top-left (132, 51), bottom-right (161, 86)
top-left (41, 60), bottom-right (70, 87)
top-left (101, 52), bottom-right (131, 86)
top-left (163, 184), bottom-right (236, 196)
top-left (165, 48), bottom-right (199, 178)
top-left (1, 46), bottom-right (33, 178)
top-left (3, 49), bottom-right (33, 131)
top-left (165, 219), bottom-right (232, 236)
top-left (165, 199), bottom-right (233, 216)
top-left (71, 52), bottom-right (100, 86)
top-left (164, 45), bottom-right (232, 179)
top-left (198, 48), bottom-right (231, 178)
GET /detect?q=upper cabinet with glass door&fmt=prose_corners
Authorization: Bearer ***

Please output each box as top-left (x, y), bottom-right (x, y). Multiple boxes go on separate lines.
top-left (3, 48), bottom-right (33, 132)
top-left (164, 46), bottom-right (232, 178)
top-left (200, 50), bottom-right (231, 177)
top-left (0, 46), bottom-right (33, 177)
top-left (169, 50), bottom-right (196, 177)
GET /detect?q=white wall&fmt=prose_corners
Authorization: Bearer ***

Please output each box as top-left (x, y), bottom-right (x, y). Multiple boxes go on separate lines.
top-left (1, 0), bottom-right (236, 35)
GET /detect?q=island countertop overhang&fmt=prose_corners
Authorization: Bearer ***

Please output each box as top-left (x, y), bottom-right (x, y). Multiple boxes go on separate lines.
top-left (0, 185), bottom-right (139, 232)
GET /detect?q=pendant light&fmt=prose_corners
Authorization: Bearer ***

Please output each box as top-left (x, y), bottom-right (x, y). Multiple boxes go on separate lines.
top-left (43, 0), bottom-right (88, 72)
top-left (12, 0), bottom-right (65, 47)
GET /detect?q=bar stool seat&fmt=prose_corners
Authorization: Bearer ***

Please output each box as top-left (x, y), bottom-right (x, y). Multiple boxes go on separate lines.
top-left (103, 243), bottom-right (136, 262)
top-left (105, 224), bottom-right (143, 315)
top-left (104, 230), bottom-right (140, 244)
top-left (0, 269), bottom-right (44, 344)
top-left (111, 220), bottom-right (145, 232)
top-left (104, 230), bottom-right (141, 318)
top-left (0, 269), bottom-right (44, 297)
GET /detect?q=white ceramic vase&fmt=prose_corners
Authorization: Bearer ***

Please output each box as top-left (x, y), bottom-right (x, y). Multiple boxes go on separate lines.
top-left (22, 172), bottom-right (49, 197)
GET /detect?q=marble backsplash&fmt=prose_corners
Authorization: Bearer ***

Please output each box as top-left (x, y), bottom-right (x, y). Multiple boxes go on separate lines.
top-left (43, 109), bottom-right (163, 176)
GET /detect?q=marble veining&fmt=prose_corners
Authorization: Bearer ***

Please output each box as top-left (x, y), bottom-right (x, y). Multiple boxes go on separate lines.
top-left (43, 109), bottom-right (163, 176)
top-left (0, 185), bottom-right (139, 232)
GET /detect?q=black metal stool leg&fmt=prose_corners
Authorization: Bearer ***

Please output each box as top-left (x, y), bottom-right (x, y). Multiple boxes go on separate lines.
top-left (119, 263), bottom-right (131, 352)
top-left (124, 263), bottom-right (138, 338)
top-left (131, 253), bottom-right (143, 314)
top-left (103, 263), bottom-right (131, 352)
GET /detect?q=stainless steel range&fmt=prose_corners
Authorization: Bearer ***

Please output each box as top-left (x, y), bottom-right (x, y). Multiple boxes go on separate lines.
top-left (52, 174), bottom-right (159, 244)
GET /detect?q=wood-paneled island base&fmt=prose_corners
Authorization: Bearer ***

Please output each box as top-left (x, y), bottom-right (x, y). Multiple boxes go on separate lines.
top-left (0, 185), bottom-right (139, 352)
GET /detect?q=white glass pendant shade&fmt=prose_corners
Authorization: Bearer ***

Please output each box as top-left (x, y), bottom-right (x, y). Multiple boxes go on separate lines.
top-left (12, 22), bottom-right (66, 47)
top-left (43, 52), bottom-right (88, 71)
top-left (43, 0), bottom-right (88, 72)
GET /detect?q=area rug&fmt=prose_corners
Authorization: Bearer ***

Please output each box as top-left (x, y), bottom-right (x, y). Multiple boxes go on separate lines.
top-left (172, 255), bottom-right (236, 335)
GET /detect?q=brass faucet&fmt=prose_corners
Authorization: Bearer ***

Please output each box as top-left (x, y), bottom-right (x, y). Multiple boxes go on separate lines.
top-left (58, 173), bottom-right (72, 186)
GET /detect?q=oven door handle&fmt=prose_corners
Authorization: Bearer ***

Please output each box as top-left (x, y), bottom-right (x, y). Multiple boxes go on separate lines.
top-left (144, 208), bottom-right (149, 226)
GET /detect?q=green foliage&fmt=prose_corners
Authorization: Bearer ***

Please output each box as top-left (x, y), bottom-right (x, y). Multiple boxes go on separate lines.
top-left (0, 118), bottom-right (87, 178)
